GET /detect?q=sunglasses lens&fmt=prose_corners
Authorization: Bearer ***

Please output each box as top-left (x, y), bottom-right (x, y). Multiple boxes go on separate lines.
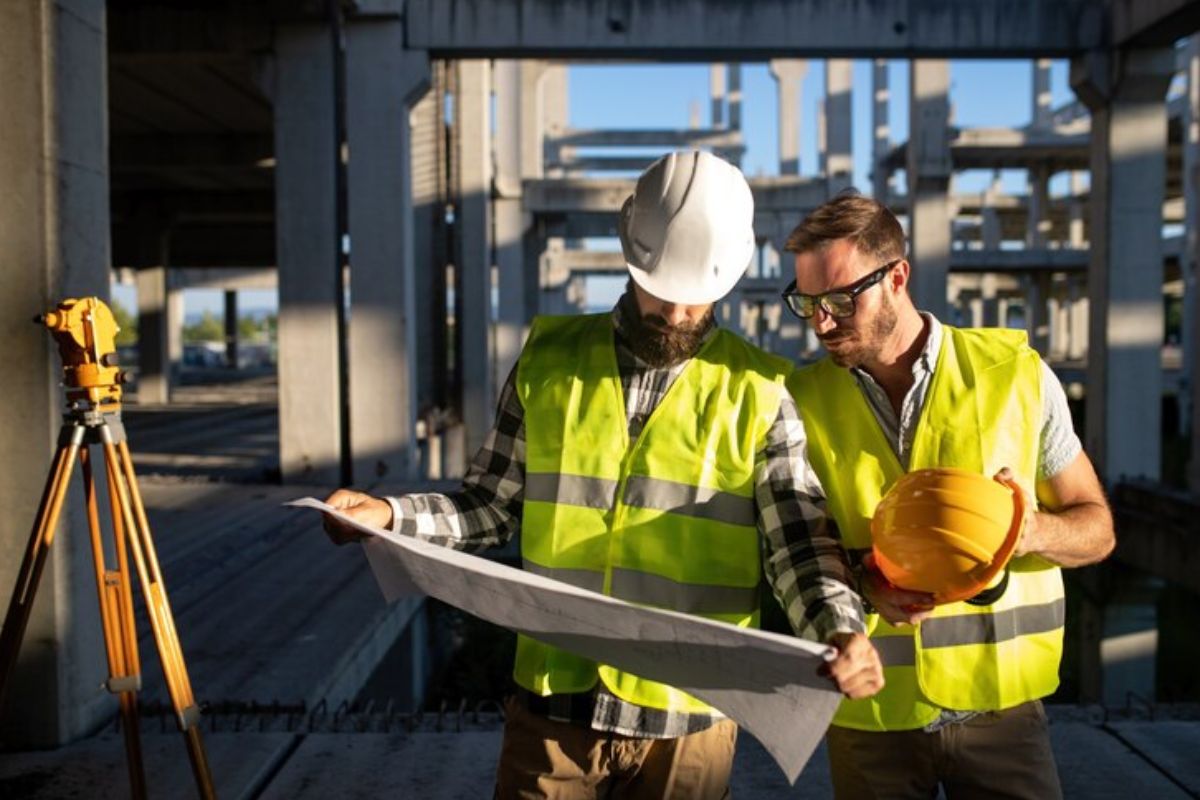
top-left (825, 293), bottom-right (855, 317)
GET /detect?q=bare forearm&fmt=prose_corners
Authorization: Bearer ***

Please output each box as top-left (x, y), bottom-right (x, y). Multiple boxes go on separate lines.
top-left (1025, 501), bottom-right (1114, 567)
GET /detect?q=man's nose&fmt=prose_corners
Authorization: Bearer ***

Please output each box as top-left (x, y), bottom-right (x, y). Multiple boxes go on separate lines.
top-left (661, 304), bottom-right (690, 326)
top-left (811, 305), bottom-right (838, 335)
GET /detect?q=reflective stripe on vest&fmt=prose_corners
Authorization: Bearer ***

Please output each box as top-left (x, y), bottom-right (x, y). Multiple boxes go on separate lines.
top-left (790, 326), bottom-right (1064, 731)
top-left (515, 312), bottom-right (790, 712)
top-left (523, 560), bottom-right (760, 615)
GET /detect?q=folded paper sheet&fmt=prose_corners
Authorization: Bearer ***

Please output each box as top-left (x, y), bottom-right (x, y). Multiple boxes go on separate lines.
top-left (288, 498), bottom-right (842, 783)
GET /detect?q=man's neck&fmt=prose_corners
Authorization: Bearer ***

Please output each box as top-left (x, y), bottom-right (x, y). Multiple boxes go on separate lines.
top-left (860, 309), bottom-right (929, 407)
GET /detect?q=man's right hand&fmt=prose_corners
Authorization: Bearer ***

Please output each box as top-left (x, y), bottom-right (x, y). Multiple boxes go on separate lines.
top-left (321, 489), bottom-right (394, 545)
top-left (860, 559), bottom-right (936, 626)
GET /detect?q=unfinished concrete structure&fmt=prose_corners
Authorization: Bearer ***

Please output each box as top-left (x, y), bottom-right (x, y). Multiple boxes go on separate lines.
top-left (2, 0), bottom-right (1200, 748)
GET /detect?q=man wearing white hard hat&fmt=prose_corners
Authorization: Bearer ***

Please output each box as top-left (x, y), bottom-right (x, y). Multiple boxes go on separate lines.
top-left (320, 151), bottom-right (881, 798)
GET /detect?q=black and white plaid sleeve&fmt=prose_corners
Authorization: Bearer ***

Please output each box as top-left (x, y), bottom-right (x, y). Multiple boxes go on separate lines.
top-left (757, 386), bottom-right (867, 642)
top-left (384, 367), bottom-right (525, 553)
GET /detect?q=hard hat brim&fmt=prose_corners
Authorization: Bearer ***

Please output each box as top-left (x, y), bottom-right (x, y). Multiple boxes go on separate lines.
top-left (625, 237), bottom-right (754, 306)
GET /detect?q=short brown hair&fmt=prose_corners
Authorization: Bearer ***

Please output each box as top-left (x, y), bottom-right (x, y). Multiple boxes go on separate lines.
top-left (784, 192), bottom-right (906, 263)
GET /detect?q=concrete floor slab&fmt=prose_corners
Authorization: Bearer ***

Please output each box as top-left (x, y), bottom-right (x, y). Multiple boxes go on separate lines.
top-left (1051, 722), bottom-right (1191, 799)
top-left (1106, 721), bottom-right (1200, 796)
top-left (0, 730), bottom-right (295, 800)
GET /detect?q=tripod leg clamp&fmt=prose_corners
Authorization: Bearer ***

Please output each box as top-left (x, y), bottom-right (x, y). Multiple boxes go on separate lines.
top-left (106, 675), bottom-right (142, 693)
top-left (178, 704), bottom-right (203, 731)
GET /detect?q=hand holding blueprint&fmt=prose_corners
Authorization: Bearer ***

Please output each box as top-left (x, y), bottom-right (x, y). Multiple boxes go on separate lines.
top-left (288, 497), bottom-right (843, 783)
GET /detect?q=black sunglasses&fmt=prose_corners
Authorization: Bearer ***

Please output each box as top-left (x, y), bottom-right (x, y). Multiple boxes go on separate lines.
top-left (781, 259), bottom-right (902, 320)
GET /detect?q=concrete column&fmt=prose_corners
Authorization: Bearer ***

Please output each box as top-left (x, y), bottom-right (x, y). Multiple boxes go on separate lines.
top-left (136, 266), bottom-right (172, 403)
top-left (769, 60), bottom-right (807, 176)
top-left (541, 64), bottom-right (568, 178)
top-left (1069, 171), bottom-right (1087, 247)
top-left (1185, 36), bottom-right (1200, 493)
top-left (409, 76), bottom-right (440, 418)
top-left (1032, 58), bottom-right (1053, 130)
top-left (825, 59), bottom-right (853, 194)
top-left (1067, 277), bottom-right (1090, 361)
top-left (274, 24), bottom-right (342, 484)
top-left (1026, 273), bottom-right (1052, 353)
top-left (872, 59), bottom-right (890, 200)
top-left (907, 60), bottom-right (953, 319)
top-left (224, 290), bottom-right (239, 369)
top-left (982, 172), bottom-right (1003, 250)
top-left (493, 60), bottom-right (535, 395)
top-left (1071, 48), bottom-right (1173, 482)
top-left (728, 63), bottom-right (743, 138)
top-left (455, 60), bottom-right (494, 461)
top-left (980, 274), bottom-right (1001, 327)
top-left (710, 64), bottom-right (726, 127)
top-left (0, 0), bottom-right (109, 746)
top-left (1027, 164), bottom-right (1051, 249)
top-left (168, 276), bottom-right (184, 382)
top-left (345, 20), bottom-right (428, 483)
top-left (1049, 277), bottom-right (1071, 360)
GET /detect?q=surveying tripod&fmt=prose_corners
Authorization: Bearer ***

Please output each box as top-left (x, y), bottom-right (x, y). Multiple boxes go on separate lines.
top-left (0, 298), bottom-right (215, 799)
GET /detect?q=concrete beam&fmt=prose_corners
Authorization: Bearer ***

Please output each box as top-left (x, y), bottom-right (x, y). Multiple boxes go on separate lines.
top-left (406, 0), bottom-right (1106, 58)
top-left (1113, 0), bottom-right (1200, 47)
top-left (884, 128), bottom-right (1091, 171)
top-left (110, 133), bottom-right (273, 170)
top-left (110, 191), bottom-right (275, 225)
top-left (173, 268), bottom-right (277, 291)
top-left (113, 223), bottom-right (276, 269)
top-left (522, 176), bottom-right (827, 215)
top-left (550, 127), bottom-right (744, 149)
top-left (1072, 47), bottom-right (1174, 483)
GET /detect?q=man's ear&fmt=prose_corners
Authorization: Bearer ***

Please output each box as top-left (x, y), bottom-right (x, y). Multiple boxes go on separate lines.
top-left (890, 259), bottom-right (911, 294)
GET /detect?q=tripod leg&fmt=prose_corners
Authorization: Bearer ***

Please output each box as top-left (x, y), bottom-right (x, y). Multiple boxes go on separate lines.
top-left (81, 447), bottom-right (147, 800)
top-left (101, 429), bottom-right (216, 800)
top-left (0, 424), bottom-right (84, 705)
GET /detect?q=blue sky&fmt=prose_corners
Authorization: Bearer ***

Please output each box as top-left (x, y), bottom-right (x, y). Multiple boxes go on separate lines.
top-left (115, 59), bottom-right (1077, 318)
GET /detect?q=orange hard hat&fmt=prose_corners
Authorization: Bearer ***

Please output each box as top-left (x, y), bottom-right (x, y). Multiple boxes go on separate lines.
top-left (870, 467), bottom-right (1026, 605)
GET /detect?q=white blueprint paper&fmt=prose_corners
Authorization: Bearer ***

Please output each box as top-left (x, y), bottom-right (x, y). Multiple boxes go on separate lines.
top-left (287, 497), bottom-right (842, 783)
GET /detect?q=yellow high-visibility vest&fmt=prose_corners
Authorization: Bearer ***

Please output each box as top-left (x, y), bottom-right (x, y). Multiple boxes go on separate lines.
top-left (514, 313), bottom-right (790, 712)
top-left (789, 326), bottom-right (1064, 731)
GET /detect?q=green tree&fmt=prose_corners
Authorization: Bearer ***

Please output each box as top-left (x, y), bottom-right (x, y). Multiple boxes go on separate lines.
top-left (183, 310), bottom-right (225, 343)
top-left (110, 299), bottom-right (138, 347)
top-left (238, 315), bottom-right (263, 341)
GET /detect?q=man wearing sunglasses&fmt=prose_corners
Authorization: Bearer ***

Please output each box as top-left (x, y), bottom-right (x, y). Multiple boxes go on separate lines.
top-left (320, 152), bottom-right (883, 798)
top-left (782, 193), bottom-right (1114, 799)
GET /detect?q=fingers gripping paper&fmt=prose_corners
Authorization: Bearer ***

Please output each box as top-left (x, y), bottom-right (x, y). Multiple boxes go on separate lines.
top-left (288, 498), bottom-right (841, 783)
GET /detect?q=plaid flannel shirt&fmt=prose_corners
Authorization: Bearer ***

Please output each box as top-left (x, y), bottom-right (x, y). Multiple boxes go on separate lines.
top-left (386, 292), bottom-right (864, 738)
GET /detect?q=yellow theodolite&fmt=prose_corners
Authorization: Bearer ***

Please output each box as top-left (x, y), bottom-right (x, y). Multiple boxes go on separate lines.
top-left (0, 297), bottom-right (216, 799)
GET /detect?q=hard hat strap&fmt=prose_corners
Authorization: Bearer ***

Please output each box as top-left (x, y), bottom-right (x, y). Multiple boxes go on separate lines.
top-left (964, 567), bottom-right (1010, 607)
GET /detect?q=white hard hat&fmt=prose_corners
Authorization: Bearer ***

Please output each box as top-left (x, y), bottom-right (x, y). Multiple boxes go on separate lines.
top-left (618, 150), bottom-right (755, 305)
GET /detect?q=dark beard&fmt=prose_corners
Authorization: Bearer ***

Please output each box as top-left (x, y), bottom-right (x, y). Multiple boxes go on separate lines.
top-left (628, 308), bottom-right (715, 367)
top-left (821, 293), bottom-right (898, 368)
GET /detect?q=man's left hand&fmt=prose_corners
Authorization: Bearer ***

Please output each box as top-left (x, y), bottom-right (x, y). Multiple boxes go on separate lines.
top-left (821, 632), bottom-right (884, 699)
top-left (994, 467), bottom-right (1038, 558)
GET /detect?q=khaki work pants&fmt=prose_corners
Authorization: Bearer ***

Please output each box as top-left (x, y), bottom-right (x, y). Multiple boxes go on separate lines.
top-left (826, 700), bottom-right (1062, 800)
top-left (493, 697), bottom-right (737, 799)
